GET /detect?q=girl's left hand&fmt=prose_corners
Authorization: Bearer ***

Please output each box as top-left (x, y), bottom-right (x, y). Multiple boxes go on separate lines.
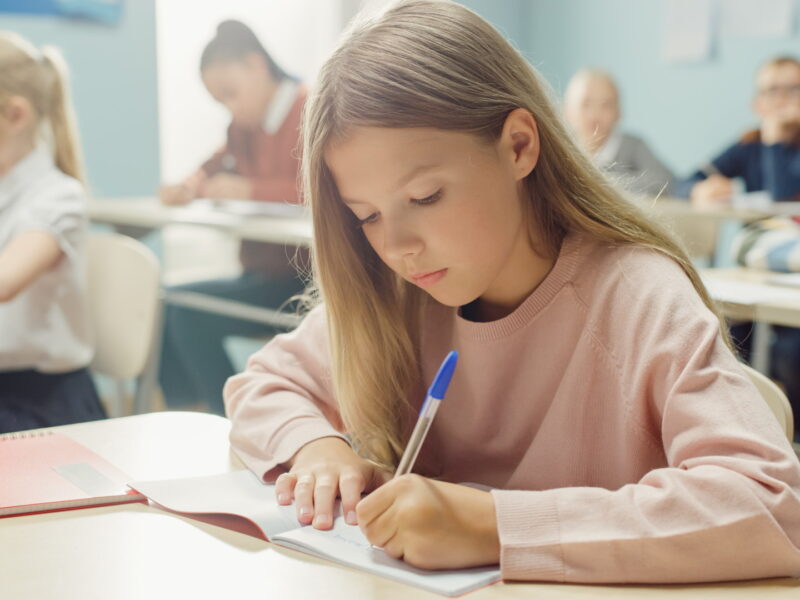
top-left (356, 474), bottom-right (500, 570)
top-left (200, 173), bottom-right (253, 200)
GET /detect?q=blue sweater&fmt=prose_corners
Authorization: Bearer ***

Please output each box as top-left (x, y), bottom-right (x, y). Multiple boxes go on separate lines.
top-left (677, 131), bottom-right (800, 201)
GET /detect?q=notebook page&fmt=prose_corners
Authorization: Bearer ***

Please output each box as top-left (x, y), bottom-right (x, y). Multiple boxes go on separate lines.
top-left (273, 517), bottom-right (501, 597)
top-left (131, 470), bottom-right (298, 539)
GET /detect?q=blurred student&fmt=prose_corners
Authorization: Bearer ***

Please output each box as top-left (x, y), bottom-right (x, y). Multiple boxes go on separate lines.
top-left (0, 32), bottom-right (104, 433)
top-left (679, 56), bottom-right (800, 207)
top-left (564, 68), bottom-right (675, 197)
top-left (158, 20), bottom-right (306, 414)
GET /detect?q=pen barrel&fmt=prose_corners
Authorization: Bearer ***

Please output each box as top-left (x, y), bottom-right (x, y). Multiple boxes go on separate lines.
top-left (394, 397), bottom-right (441, 478)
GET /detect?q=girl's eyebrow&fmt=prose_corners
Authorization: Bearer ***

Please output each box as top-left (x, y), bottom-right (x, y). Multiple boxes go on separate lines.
top-left (340, 162), bottom-right (442, 206)
top-left (394, 163), bottom-right (440, 190)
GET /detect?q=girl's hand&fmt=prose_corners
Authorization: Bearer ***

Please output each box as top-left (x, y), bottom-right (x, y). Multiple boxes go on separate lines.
top-left (690, 174), bottom-right (734, 209)
top-left (160, 170), bottom-right (207, 205)
top-left (200, 173), bottom-right (253, 200)
top-left (276, 437), bottom-right (391, 530)
top-left (356, 474), bottom-right (500, 570)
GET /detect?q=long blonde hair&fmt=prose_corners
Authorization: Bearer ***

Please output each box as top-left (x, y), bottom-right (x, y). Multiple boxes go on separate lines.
top-left (0, 32), bottom-right (85, 183)
top-left (302, 0), bottom-right (727, 469)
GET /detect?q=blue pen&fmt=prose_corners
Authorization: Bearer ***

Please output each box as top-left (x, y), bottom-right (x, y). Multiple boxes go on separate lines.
top-left (394, 350), bottom-right (458, 478)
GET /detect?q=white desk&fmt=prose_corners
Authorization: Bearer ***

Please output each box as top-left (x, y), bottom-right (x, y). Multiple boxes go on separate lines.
top-left (2, 413), bottom-right (798, 600)
top-left (88, 196), bottom-right (313, 247)
top-left (702, 268), bottom-right (800, 374)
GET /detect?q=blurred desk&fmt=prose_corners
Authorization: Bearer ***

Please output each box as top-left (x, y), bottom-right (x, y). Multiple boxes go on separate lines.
top-left (632, 196), bottom-right (781, 265)
top-left (3, 412), bottom-right (798, 600)
top-left (88, 196), bottom-right (313, 247)
top-left (702, 267), bottom-right (800, 373)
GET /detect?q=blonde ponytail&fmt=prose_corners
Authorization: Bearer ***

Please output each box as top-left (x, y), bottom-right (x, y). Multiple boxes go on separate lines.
top-left (38, 47), bottom-right (85, 184)
top-left (0, 33), bottom-right (86, 184)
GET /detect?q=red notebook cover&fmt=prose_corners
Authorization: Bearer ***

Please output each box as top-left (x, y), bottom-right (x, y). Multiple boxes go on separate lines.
top-left (0, 431), bottom-right (145, 518)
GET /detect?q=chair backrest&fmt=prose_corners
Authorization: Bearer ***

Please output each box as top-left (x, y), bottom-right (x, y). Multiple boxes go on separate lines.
top-left (740, 363), bottom-right (794, 442)
top-left (87, 233), bottom-right (161, 379)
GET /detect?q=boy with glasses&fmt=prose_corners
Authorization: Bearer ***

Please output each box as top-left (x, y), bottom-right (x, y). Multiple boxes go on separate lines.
top-left (680, 56), bottom-right (800, 207)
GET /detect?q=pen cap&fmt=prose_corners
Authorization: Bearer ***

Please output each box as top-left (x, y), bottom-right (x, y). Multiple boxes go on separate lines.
top-left (427, 350), bottom-right (458, 400)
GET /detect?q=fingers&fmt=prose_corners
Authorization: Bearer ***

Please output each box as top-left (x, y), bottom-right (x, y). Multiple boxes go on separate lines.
top-left (312, 475), bottom-right (337, 529)
top-left (275, 468), bottom-right (369, 530)
top-left (339, 471), bottom-right (367, 525)
top-left (356, 476), bottom-right (402, 529)
top-left (359, 502), bottom-right (399, 549)
top-left (292, 473), bottom-right (316, 525)
top-left (274, 472), bottom-right (296, 505)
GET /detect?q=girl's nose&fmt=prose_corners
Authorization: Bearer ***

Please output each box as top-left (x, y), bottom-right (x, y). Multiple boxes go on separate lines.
top-left (381, 217), bottom-right (424, 260)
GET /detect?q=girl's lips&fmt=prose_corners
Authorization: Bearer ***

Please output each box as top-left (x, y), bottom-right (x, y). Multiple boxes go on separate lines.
top-left (411, 268), bottom-right (447, 288)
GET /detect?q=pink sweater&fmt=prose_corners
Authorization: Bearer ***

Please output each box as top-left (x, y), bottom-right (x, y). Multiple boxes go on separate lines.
top-left (224, 233), bottom-right (800, 583)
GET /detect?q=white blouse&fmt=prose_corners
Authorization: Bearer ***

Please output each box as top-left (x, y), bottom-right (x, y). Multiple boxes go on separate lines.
top-left (0, 146), bottom-right (93, 373)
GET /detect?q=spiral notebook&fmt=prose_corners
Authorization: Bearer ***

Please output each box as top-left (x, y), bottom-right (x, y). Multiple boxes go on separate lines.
top-left (0, 431), bottom-right (145, 517)
top-left (131, 470), bottom-right (501, 597)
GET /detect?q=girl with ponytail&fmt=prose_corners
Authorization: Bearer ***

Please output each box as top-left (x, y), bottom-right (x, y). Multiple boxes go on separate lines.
top-left (0, 31), bottom-right (104, 432)
top-left (158, 20), bottom-right (307, 415)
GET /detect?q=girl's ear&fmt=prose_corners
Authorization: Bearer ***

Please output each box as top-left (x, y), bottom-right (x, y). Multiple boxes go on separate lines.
top-left (2, 96), bottom-right (34, 132)
top-left (244, 51), bottom-right (269, 75)
top-left (500, 108), bottom-right (540, 181)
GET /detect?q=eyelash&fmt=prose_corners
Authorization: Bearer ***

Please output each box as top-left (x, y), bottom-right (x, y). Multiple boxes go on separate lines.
top-left (356, 190), bottom-right (443, 228)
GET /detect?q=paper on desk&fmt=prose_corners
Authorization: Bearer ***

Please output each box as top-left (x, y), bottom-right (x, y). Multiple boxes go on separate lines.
top-left (702, 277), bottom-right (800, 305)
top-left (131, 470), bottom-right (502, 597)
top-left (192, 198), bottom-right (307, 218)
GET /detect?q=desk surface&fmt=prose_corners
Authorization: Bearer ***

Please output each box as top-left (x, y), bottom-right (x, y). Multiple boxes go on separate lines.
top-left (88, 197), bottom-right (313, 247)
top-left (3, 412), bottom-right (798, 600)
top-left (702, 267), bottom-right (800, 328)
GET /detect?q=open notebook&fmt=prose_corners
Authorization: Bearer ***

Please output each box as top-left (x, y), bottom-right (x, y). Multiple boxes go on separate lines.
top-left (130, 470), bottom-right (501, 597)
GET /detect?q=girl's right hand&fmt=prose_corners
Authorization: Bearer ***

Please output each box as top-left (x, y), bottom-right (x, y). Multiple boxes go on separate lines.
top-left (690, 174), bottom-right (734, 209)
top-left (159, 170), bottom-right (207, 206)
top-left (275, 437), bottom-right (391, 530)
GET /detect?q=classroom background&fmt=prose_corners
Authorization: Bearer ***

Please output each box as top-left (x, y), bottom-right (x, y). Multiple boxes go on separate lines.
top-left (2, 0), bottom-right (800, 415)
top-left (2, 0), bottom-right (798, 196)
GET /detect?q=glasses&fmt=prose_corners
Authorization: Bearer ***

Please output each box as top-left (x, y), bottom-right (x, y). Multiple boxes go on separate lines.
top-left (758, 84), bottom-right (800, 99)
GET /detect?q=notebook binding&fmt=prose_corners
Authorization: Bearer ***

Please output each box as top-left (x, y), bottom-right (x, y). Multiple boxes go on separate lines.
top-left (0, 431), bottom-right (53, 440)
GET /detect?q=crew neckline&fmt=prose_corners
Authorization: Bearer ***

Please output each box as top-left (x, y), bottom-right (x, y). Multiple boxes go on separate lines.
top-left (452, 232), bottom-right (588, 341)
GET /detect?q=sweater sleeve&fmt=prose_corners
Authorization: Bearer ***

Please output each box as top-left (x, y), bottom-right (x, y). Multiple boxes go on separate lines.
top-left (491, 256), bottom-right (800, 583)
top-left (223, 305), bottom-right (347, 481)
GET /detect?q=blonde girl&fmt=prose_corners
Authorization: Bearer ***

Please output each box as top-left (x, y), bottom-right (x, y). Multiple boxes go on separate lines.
top-left (0, 32), bottom-right (103, 432)
top-left (225, 1), bottom-right (800, 582)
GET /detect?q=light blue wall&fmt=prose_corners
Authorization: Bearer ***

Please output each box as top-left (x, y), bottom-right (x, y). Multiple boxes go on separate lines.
top-left (464, 0), bottom-right (800, 177)
top-left (0, 3), bottom-right (159, 196)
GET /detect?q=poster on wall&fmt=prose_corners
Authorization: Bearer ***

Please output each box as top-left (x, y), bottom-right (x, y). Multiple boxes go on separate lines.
top-left (0, 0), bottom-right (122, 24)
top-left (719, 0), bottom-right (795, 38)
top-left (662, 0), bottom-right (715, 63)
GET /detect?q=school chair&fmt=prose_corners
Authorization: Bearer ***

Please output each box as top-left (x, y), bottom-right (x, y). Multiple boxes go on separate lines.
top-left (87, 232), bottom-right (161, 417)
top-left (740, 363), bottom-right (795, 442)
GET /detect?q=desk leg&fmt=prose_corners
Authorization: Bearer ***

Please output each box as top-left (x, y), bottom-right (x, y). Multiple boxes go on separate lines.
top-left (751, 321), bottom-right (773, 375)
top-left (133, 291), bottom-right (166, 414)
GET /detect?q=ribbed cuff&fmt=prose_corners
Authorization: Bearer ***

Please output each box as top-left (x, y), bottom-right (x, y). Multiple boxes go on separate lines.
top-left (491, 489), bottom-right (565, 581)
top-left (230, 417), bottom-right (347, 482)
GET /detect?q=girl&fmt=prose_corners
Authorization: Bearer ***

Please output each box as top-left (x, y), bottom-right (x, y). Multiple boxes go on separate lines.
top-left (224, 1), bottom-right (800, 583)
top-left (158, 20), bottom-right (307, 414)
top-left (0, 32), bottom-right (104, 433)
